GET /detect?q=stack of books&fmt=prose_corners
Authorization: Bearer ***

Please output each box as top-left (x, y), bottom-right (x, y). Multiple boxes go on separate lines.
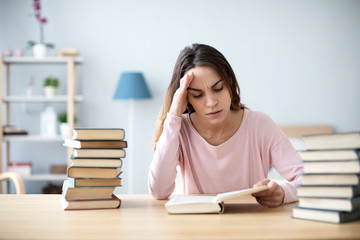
top-left (292, 132), bottom-right (360, 223)
top-left (60, 128), bottom-right (127, 210)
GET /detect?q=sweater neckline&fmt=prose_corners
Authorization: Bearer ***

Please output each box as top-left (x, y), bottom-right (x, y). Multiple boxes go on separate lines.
top-left (185, 109), bottom-right (248, 148)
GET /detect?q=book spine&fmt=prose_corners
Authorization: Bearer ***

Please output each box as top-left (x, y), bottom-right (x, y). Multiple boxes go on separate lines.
top-left (353, 197), bottom-right (360, 211)
top-left (353, 186), bottom-right (360, 197)
top-left (341, 210), bottom-right (360, 223)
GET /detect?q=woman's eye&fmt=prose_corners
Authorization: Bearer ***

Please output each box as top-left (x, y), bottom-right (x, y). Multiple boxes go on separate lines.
top-left (193, 94), bottom-right (203, 98)
top-left (214, 87), bottom-right (223, 92)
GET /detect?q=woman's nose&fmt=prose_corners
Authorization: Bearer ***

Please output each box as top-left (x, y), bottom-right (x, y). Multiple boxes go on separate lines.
top-left (205, 94), bottom-right (217, 108)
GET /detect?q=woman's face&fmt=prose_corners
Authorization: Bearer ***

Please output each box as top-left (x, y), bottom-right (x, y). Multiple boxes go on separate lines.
top-left (186, 66), bottom-right (232, 125)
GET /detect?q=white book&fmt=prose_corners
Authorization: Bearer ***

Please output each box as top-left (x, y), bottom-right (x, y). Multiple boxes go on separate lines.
top-left (165, 186), bottom-right (269, 214)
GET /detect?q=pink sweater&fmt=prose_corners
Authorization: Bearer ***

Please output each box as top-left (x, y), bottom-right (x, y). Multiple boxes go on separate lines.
top-left (148, 109), bottom-right (303, 204)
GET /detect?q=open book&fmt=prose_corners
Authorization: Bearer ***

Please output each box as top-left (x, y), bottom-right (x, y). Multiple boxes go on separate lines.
top-left (165, 186), bottom-right (269, 214)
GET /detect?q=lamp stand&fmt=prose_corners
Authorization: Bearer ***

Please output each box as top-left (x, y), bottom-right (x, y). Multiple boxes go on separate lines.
top-left (127, 99), bottom-right (134, 194)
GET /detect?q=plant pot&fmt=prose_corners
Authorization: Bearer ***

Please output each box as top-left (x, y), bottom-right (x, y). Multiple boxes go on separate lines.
top-left (33, 44), bottom-right (48, 58)
top-left (59, 123), bottom-right (69, 138)
top-left (44, 86), bottom-right (57, 97)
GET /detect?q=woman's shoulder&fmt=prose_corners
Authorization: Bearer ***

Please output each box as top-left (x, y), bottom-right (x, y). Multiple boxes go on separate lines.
top-left (245, 109), bottom-right (274, 125)
top-left (243, 109), bottom-right (281, 136)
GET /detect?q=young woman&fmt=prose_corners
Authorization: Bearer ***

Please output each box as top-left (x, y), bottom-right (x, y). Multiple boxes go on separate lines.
top-left (148, 43), bottom-right (303, 207)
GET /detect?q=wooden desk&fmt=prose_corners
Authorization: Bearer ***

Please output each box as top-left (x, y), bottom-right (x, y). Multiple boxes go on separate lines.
top-left (0, 194), bottom-right (359, 240)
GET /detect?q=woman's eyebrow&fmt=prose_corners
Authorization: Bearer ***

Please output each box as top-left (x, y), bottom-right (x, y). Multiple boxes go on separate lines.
top-left (187, 87), bottom-right (201, 92)
top-left (211, 79), bottom-right (223, 88)
top-left (187, 79), bottom-right (223, 92)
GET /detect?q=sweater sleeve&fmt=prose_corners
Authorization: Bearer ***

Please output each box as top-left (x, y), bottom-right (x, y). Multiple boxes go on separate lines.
top-left (148, 113), bottom-right (182, 200)
top-left (271, 138), bottom-right (303, 204)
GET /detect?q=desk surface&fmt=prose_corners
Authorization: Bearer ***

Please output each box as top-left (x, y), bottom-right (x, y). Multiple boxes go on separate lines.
top-left (0, 194), bottom-right (359, 240)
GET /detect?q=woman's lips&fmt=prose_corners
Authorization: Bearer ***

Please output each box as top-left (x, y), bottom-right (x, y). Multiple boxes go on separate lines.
top-left (206, 110), bottom-right (222, 117)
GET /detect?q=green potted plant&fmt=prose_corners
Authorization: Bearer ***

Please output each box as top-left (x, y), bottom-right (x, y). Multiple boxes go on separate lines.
top-left (58, 112), bottom-right (77, 138)
top-left (43, 76), bottom-right (59, 97)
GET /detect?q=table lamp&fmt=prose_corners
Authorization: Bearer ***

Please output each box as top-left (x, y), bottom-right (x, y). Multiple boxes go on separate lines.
top-left (113, 72), bottom-right (152, 193)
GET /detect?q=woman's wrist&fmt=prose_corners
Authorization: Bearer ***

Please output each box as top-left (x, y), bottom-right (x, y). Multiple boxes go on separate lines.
top-left (168, 108), bottom-right (182, 117)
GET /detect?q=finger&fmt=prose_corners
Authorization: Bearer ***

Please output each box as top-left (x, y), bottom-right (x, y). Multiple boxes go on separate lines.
top-left (177, 74), bottom-right (191, 96)
top-left (180, 72), bottom-right (192, 86)
top-left (253, 178), bottom-right (270, 188)
top-left (258, 199), bottom-right (280, 208)
top-left (252, 189), bottom-right (270, 197)
top-left (255, 195), bottom-right (282, 208)
top-left (252, 179), bottom-right (271, 197)
top-left (252, 181), bottom-right (278, 197)
top-left (257, 196), bottom-right (282, 204)
top-left (183, 72), bottom-right (194, 89)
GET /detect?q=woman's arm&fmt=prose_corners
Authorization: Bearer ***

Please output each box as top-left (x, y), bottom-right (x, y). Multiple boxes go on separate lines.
top-left (270, 137), bottom-right (303, 204)
top-left (252, 138), bottom-right (303, 207)
top-left (148, 72), bottom-right (194, 199)
top-left (251, 113), bottom-right (303, 207)
top-left (148, 114), bottom-right (182, 199)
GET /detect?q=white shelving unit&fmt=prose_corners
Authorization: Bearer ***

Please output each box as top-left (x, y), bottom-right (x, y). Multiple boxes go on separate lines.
top-left (22, 174), bottom-right (67, 181)
top-left (3, 95), bottom-right (84, 103)
top-left (0, 56), bottom-right (83, 193)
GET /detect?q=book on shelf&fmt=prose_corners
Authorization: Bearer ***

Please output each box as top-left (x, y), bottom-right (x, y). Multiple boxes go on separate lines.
top-left (67, 167), bottom-right (122, 179)
top-left (69, 156), bottom-right (123, 168)
top-left (63, 138), bottom-right (127, 149)
top-left (292, 206), bottom-right (360, 224)
top-left (72, 148), bottom-right (126, 158)
top-left (57, 48), bottom-right (80, 57)
top-left (3, 125), bottom-right (28, 135)
top-left (301, 132), bottom-right (360, 150)
top-left (302, 174), bottom-right (360, 186)
top-left (296, 185), bottom-right (360, 198)
top-left (72, 128), bottom-right (125, 140)
top-left (165, 186), bottom-right (269, 214)
top-left (67, 177), bottom-right (121, 187)
top-left (299, 149), bottom-right (360, 161)
top-left (62, 179), bottom-right (115, 200)
top-left (303, 160), bottom-right (360, 174)
top-left (298, 196), bottom-right (360, 212)
top-left (60, 194), bottom-right (121, 210)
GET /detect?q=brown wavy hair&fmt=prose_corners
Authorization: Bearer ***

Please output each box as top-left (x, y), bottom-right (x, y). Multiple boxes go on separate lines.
top-left (153, 43), bottom-right (245, 149)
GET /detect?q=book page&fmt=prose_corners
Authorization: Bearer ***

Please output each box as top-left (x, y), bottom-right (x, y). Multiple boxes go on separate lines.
top-left (215, 186), bottom-right (269, 203)
top-left (166, 195), bottom-right (217, 205)
top-left (165, 195), bottom-right (221, 214)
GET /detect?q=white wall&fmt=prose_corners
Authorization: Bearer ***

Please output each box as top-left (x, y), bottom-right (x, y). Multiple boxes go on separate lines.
top-left (1, 0), bottom-right (360, 193)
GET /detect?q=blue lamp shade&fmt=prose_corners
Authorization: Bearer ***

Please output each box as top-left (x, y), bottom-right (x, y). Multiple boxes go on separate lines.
top-left (113, 72), bottom-right (152, 99)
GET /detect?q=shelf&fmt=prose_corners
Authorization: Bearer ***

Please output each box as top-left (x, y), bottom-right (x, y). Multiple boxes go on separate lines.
top-left (3, 56), bottom-right (83, 64)
top-left (3, 95), bottom-right (84, 103)
top-left (3, 135), bottom-right (64, 142)
top-left (21, 174), bottom-right (67, 181)
top-left (0, 55), bottom-right (80, 193)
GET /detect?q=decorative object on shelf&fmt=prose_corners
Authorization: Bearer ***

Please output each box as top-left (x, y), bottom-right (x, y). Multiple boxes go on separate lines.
top-left (42, 183), bottom-right (62, 194)
top-left (113, 72), bottom-right (152, 193)
top-left (40, 106), bottom-right (57, 136)
top-left (14, 48), bottom-right (24, 57)
top-left (2, 48), bottom-right (13, 57)
top-left (57, 48), bottom-right (80, 57)
top-left (3, 125), bottom-right (28, 135)
top-left (58, 112), bottom-right (77, 138)
top-left (43, 76), bottom-right (59, 97)
top-left (8, 162), bottom-right (32, 177)
top-left (28, 0), bottom-right (54, 58)
top-left (50, 164), bottom-right (67, 174)
top-left (27, 76), bottom-right (34, 96)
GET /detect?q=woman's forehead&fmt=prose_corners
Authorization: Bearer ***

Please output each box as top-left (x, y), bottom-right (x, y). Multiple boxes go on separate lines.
top-left (186, 66), bottom-right (221, 88)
